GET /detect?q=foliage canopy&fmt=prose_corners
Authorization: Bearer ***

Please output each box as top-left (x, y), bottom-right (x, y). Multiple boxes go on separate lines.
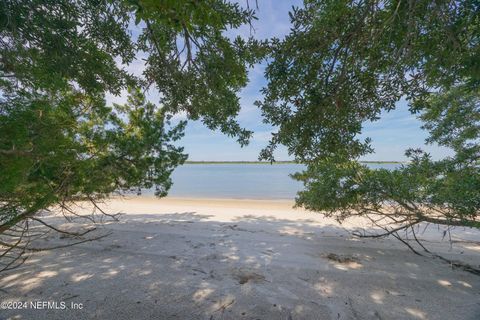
top-left (0, 0), bottom-right (264, 269)
top-left (258, 0), bottom-right (480, 237)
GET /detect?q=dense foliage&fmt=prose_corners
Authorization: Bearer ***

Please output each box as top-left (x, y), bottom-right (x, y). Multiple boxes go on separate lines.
top-left (258, 0), bottom-right (479, 236)
top-left (0, 0), bottom-right (264, 268)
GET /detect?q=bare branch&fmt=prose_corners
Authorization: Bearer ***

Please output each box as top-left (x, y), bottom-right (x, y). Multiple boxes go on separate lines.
top-left (30, 217), bottom-right (96, 237)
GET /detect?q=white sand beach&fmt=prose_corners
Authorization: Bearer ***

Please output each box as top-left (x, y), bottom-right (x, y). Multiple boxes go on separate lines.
top-left (1, 197), bottom-right (479, 320)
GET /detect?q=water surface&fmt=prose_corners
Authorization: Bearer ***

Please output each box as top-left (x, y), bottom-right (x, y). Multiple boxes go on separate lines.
top-left (162, 163), bottom-right (400, 200)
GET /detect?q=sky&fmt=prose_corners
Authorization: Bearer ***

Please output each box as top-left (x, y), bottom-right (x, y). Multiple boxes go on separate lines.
top-left (107, 0), bottom-right (452, 162)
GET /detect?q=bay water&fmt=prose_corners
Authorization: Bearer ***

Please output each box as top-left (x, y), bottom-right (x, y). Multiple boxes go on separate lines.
top-left (159, 163), bottom-right (401, 200)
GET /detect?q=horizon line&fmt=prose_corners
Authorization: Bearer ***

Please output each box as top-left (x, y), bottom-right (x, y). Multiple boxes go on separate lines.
top-left (184, 160), bottom-right (407, 164)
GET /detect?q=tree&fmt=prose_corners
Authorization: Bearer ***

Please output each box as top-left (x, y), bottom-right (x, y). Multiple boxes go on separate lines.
top-left (0, 0), bottom-right (265, 270)
top-left (258, 0), bottom-right (479, 256)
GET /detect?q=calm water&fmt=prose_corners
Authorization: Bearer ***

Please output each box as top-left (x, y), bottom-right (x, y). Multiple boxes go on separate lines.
top-left (156, 163), bottom-right (401, 200)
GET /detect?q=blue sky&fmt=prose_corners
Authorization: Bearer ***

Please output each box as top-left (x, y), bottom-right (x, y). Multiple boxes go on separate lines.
top-left (108, 0), bottom-right (452, 162)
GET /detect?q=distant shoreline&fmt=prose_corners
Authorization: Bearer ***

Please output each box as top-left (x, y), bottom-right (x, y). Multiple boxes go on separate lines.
top-left (184, 160), bottom-right (406, 165)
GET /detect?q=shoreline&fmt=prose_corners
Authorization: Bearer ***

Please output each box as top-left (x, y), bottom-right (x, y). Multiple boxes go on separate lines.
top-left (119, 195), bottom-right (298, 205)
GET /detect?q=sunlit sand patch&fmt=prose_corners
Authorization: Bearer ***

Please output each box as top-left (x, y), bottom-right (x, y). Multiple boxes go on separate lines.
top-left (332, 262), bottom-right (362, 271)
top-left (463, 244), bottom-right (480, 252)
top-left (437, 279), bottom-right (452, 287)
top-left (1, 273), bottom-right (21, 283)
top-left (244, 256), bottom-right (259, 264)
top-left (100, 269), bottom-right (119, 279)
top-left (405, 307), bottom-right (427, 319)
top-left (223, 251), bottom-right (240, 261)
top-left (370, 290), bottom-right (385, 304)
top-left (313, 281), bottom-right (334, 297)
top-left (21, 270), bottom-right (58, 291)
top-left (71, 273), bottom-right (93, 282)
top-left (278, 226), bottom-right (310, 237)
top-left (37, 270), bottom-right (58, 278)
top-left (457, 280), bottom-right (472, 288)
top-left (138, 269), bottom-right (152, 276)
top-left (193, 288), bottom-right (214, 303)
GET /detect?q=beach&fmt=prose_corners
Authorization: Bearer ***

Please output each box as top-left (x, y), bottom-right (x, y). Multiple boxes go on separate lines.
top-left (1, 196), bottom-right (479, 319)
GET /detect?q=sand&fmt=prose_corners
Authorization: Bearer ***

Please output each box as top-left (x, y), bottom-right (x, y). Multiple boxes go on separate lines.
top-left (1, 197), bottom-right (479, 320)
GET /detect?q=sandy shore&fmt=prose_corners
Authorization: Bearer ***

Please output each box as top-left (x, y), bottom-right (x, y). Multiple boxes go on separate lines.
top-left (1, 197), bottom-right (479, 319)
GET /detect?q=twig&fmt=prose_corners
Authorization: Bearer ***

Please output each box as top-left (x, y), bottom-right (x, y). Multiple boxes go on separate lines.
top-left (30, 217), bottom-right (96, 237)
top-left (391, 232), bottom-right (423, 256)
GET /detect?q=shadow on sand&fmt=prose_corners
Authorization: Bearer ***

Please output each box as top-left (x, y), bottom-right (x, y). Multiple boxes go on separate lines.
top-left (1, 211), bottom-right (479, 320)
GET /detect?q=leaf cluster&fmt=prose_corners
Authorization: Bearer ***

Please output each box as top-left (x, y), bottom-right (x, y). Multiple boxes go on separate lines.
top-left (0, 0), bottom-right (265, 239)
top-left (260, 0), bottom-right (480, 231)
